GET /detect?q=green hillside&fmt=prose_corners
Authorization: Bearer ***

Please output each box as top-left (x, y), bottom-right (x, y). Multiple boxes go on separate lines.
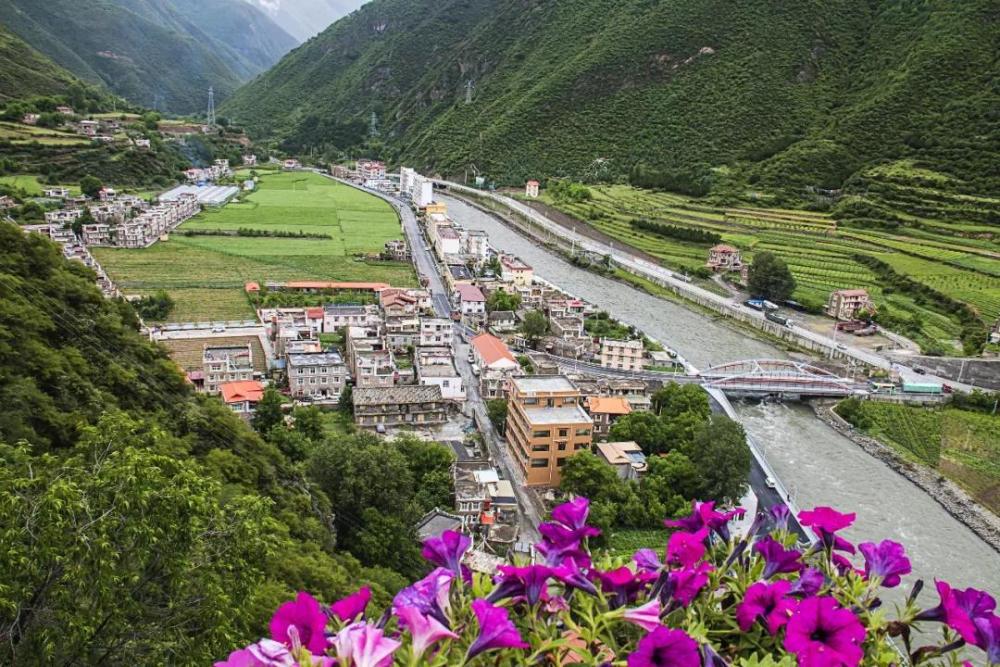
top-left (0, 0), bottom-right (296, 113)
top-left (0, 23), bottom-right (80, 102)
top-left (223, 0), bottom-right (998, 201)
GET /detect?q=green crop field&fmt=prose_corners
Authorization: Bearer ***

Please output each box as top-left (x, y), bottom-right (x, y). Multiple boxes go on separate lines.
top-left (534, 178), bottom-right (1000, 354)
top-left (94, 171), bottom-right (415, 322)
top-left (842, 401), bottom-right (1000, 515)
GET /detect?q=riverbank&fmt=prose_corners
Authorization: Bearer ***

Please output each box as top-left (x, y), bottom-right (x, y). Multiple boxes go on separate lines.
top-left (811, 400), bottom-right (1000, 554)
top-left (449, 190), bottom-right (818, 361)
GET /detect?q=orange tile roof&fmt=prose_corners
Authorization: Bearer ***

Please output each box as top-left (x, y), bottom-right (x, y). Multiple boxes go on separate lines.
top-left (455, 284), bottom-right (485, 302)
top-left (220, 380), bottom-right (264, 404)
top-left (244, 281), bottom-right (260, 292)
top-left (471, 333), bottom-right (517, 366)
top-left (306, 307), bottom-right (324, 319)
top-left (285, 281), bottom-right (391, 291)
top-left (586, 396), bottom-right (632, 415)
top-left (710, 244), bottom-right (739, 253)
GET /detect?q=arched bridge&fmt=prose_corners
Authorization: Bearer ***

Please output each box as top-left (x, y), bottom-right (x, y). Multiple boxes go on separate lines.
top-left (535, 352), bottom-right (865, 398)
top-left (697, 359), bottom-right (865, 397)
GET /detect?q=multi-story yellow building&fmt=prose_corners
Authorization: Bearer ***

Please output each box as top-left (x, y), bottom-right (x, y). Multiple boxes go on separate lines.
top-left (505, 376), bottom-right (593, 487)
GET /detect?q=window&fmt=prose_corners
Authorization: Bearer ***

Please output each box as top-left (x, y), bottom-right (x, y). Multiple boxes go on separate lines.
top-left (557, 442), bottom-right (567, 451)
top-left (532, 430), bottom-right (550, 438)
top-left (530, 459), bottom-right (548, 468)
top-left (531, 444), bottom-right (549, 452)
top-left (576, 429), bottom-right (591, 437)
top-left (575, 443), bottom-right (588, 450)
top-left (557, 457), bottom-right (567, 467)
top-left (558, 428), bottom-right (569, 437)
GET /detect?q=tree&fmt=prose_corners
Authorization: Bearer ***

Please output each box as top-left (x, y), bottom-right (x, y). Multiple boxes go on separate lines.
top-left (132, 289), bottom-right (174, 320)
top-left (486, 398), bottom-right (508, 434)
top-left (747, 252), bottom-right (796, 302)
top-left (71, 207), bottom-right (95, 237)
top-left (79, 175), bottom-right (103, 199)
top-left (609, 412), bottom-right (671, 455)
top-left (0, 415), bottom-right (274, 665)
top-left (487, 290), bottom-right (521, 313)
top-left (292, 405), bottom-right (325, 443)
top-left (252, 387), bottom-right (285, 435)
top-left (339, 385), bottom-right (354, 414)
top-left (560, 451), bottom-right (625, 502)
top-left (521, 310), bottom-right (549, 346)
top-left (652, 383), bottom-right (711, 421)
top-left (689, 417), bottom-right (751, 504)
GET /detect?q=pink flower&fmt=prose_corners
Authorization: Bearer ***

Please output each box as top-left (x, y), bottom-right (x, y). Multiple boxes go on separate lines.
top-left (666, 529), bottom-right (708, 568)
top-left (395, 605), bottom-right (459, 659)
top-left (737, 581), bottom-right (795, 635)
top-left (633, 548), bottom-right (663, 573)
top-left (667, 562), bottom-right (713, 607)
top-left (790, 568), bottom-right (826, 597)
top-left (214, 639), bottom-right (303, 667)
top-left (330, 586), bottom-right (372, 623)
top-left (269, 592), bottom-right (328, 654)
top-left (488, 564), bottom-right (553, 606)
top-left (593, 566), bottom-right (652, 609)
top-left (915, 580), bottom-right (985, 644)
top-left (466, 599), bottom-right (530, 660)
top-left (623, 599), bottom-right (662, 632)
top-left (421, 530), bottom-right (471, 576)
top-left (551, 497), bottom-right (594, 531)
top-left (858, 540), bottom-right (911, 588)
top-left (627, 626), bottom-right (701, 667)
top-left (332, 622), bottom-right (400, 667)
top-left (666, 501), bottom-right (745, 542)
top-left (783, 596), bottom-right (866, 667)
top-left (799, 507), bottom-right (856, 554)
top-left (973, 614), bottom-right (1000, 664)
top-left (393, 567), bottom-right (454, 623)
top-left (754, 536), bottom-right (803, 579)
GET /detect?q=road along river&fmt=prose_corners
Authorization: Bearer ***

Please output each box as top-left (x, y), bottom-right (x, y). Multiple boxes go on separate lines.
top-left (441, 194), bottom-right (1000, 593)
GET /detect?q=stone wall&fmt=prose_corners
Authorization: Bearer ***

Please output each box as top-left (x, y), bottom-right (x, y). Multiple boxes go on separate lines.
top-left (812, 400), bottom-right (1000, 554)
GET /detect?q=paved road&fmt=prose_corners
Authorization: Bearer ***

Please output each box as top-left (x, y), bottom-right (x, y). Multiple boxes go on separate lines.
top-left (436, 181), bottom-right (980, 393)
top-left (323, 173), bottom-right (543, 541)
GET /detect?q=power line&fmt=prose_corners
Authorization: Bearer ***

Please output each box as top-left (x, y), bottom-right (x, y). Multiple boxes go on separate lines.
top-left (206, 87), bottom-right (216, 127)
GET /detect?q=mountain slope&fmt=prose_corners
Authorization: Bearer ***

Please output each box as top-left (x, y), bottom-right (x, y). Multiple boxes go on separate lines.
top-left (223, 0), bottom-right (998, 197)
top-left (242, 0), bottom-right (365, 42)
top-left (0, 0), bottom-right (295, 112)
top-left (0, 23), bottom-right (80, 102)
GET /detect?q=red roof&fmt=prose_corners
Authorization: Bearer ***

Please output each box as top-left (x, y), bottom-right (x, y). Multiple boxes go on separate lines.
top-left (244, 281), bottom-right (261, 292)
top-left (526, 180), bottom-right (540, 186)
top-left (306, 307), bottom-right (324, 319)
top-left (220, 380), bottom-right (264, 404)
top-left (587, 396), bottom-right (632, 415)
top-left (471, 333), bottom-right (517, 366)
top-left (285, 281), bottom-right (390, 291)
top-left (455, 284), bottom-right (485, 302)
top-left (710, 244), bottom-right (739, 253)
top-left (833, 289), bottom-right (869, 297)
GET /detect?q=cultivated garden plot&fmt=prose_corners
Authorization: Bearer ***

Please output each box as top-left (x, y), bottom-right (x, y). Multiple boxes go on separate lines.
top-left (94, 171), bottom-right (416, 322)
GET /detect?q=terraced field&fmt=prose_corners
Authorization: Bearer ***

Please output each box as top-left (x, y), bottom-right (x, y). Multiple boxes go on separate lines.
top-left (535, 177), bottom-right (1000, 353)
top-left (95, 171), bottom-right (415, 322)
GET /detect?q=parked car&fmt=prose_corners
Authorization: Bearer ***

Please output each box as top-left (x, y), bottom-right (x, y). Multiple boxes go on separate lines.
top-left (914, 367), bottom-right (927, 375)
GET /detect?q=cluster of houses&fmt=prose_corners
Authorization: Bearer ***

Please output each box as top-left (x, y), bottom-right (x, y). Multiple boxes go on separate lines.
top-left (330, 159), bottom-right (391, 191)
top-left (184, 159), bottom-right (232, 183)
top-left (22, 222), bottom-right (119, 298)
top-left (21, 109), bottom-right (153, 148)
top-left (42, 189), bottom-right (200, 249)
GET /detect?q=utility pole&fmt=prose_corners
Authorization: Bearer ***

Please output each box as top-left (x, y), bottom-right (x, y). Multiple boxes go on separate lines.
top-left (465, 80), bottom-right (474, 105)
top-left (369, 111), bottom-right (379, 138)
top-left (206, 87), bottom-right (216, 127)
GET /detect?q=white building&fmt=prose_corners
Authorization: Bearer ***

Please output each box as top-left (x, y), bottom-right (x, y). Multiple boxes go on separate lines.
top-left (600, 338), bottom-right (645, 372)
top-left (416, 356), bottom-right (465, 401)
top-left (419, 318), bottom-right (454, 347)
top-left (287, 351), bottom-right (347, 400)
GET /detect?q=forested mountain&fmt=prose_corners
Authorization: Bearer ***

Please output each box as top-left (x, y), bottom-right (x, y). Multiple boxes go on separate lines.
top-left (0, 24), bottom-right (81, 102)
top-left (241, 0), bottom-right (366, 42)
top-left (223, 0), bottom-right (998, 198)
top-left (0, 0), bottom-right (296, 113)
top-left (0, 223), bottom-right (410, 664)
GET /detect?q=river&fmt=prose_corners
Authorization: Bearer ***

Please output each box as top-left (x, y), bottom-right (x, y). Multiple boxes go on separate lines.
top-left (442, 194), bottom-right (1000, 594)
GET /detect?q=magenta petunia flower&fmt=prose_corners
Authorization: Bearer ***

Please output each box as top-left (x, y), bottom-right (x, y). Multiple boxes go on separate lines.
top-left (799, 507), bottom-right (856, 554)
top-left (393, 567), bottom-right (454, 625)
top-left (769, 503), bottom-right (791, 531)
top-left (737, 580), bottom-right (796, 635)
top-left (915, 580), bottom-right (980, 644)
top-left (666, 529), bottom-right (708, 568)
top-left (753, 536), bottom-right (803, 579)
top-left (536, 521), bottom-right (594, 568)
top-left (268, 591), bottom-right (329, 654)
top-left (666, 501), bottom-right (745, 542)
top-left (421, 530), bottom-right (471, 576)
top-left (789, 568), bottom-right (826, 597)
top-left (551, 496), bottom-right (593, 531)
top-left (623, 599), bottom-right (662, 632)
top-left (488, 564), bottom-right (553, 606)
top-left (330, 586), bottom-right (372, 623)
top-left (783, 596), bottom-right (866, 667)
top-left (973, 614), bottom-right (1000, 664)
top-left (214, 639), bottom-right (302, 667)
top-left (214, 647), bottom-right (257, 667)
top-left (331, 622), bottom-right (400, 667)
top-left (554, 557), bottom-right (599, 596)
top-left (395, 604), bottom-right (459, 659)
top-left (666, 562), bottom-right (714, 607)
top-left (858, 540), bottom-right (911, 588)
top-left (634, 548), bottom-right (663, 573)
top-left (627, 626), bottom-right (701, 667)
top-left (593, 566), bottom-right (653, 609)
top-left (954, 587), bottom-right (996, 621)
top-left (466, 599), bottom-right (530, 660)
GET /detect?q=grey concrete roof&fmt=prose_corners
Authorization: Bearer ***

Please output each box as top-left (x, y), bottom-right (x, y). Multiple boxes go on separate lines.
top-left (512, 375), bottom-right (576, 393)
top-left (523, 404), bottom-right (592, 425)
